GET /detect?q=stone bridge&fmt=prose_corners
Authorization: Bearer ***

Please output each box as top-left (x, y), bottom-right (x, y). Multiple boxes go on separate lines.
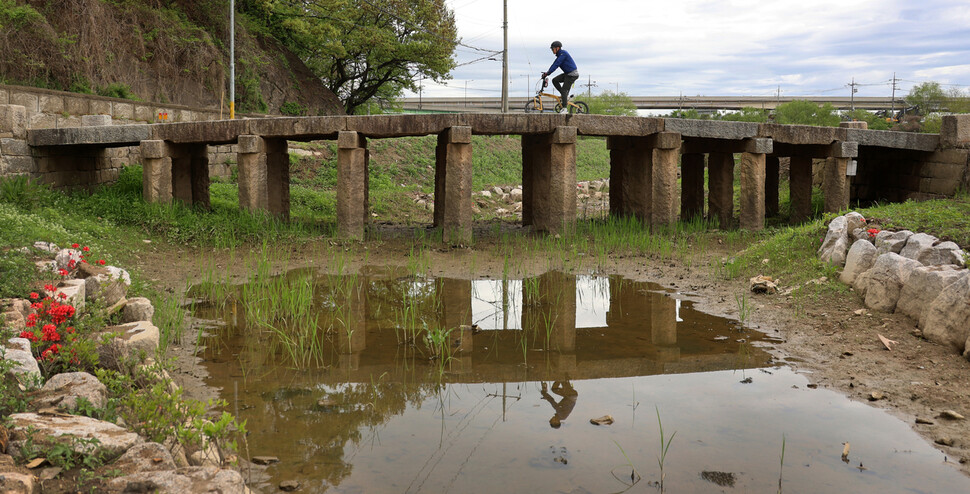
top-left (13, 109), bottom-right (970, 243)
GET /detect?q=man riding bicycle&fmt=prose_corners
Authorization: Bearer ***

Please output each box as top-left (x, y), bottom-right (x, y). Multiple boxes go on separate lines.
top-left (541, 41), bottom-right (579, 114)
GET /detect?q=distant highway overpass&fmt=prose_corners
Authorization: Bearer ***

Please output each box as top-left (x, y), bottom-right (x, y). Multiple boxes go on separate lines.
top-left (397, 96), bottom-right (906, 113)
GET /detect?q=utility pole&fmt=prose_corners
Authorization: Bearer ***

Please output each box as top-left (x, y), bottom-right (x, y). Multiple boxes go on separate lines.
top-left (890, 72), bottom-right (899, 119)
top-left (581, 76), bottom-right (597, 97)
top-left (229, 0), bottom-right (235, 119)
top-left (849, 77), bottom-right (859, 111)
top-left (776, 85), bottom-right (781, 104)
top-left (501, 0), bottom-right (509, 113)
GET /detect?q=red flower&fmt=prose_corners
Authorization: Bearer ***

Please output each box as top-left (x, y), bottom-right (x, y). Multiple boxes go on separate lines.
top-left (29, 292), bottom-right (39, 300)
top-left (44, 284), bottom-right (55, 292)
top-left (68, 259), bottom-right (76, 268)
top-left (71, 243), bottom-right (79, 248)
top-left (97, 259), bottom-right (106, 266)
top-left (19, 330), bottom-right (38, 342)
top-left (58, 268), bottom-right (68, 277)
top-left (82, 246), bottom-right (90, 252)
top-left (867, 228), bottom-right (881, 239)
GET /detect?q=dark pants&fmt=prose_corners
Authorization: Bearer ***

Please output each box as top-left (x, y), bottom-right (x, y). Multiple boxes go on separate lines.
top-left (553, 72), bottom-right (579, 108)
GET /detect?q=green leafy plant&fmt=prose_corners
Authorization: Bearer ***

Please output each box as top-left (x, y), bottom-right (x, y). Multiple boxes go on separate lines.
top-left (279, 101), bottom-right (308, 116)
top-left (0, 175), bottom-right (53, 211)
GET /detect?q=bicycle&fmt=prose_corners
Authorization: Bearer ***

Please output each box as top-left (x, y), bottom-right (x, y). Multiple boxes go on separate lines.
top-left (524, 77), bottom-right (589, 114)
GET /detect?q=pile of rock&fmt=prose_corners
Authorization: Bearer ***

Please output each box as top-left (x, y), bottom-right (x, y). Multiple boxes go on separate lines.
top-left (819, 213), bottom-right (970, 357)
top-left (0, 243), bottom-right (248, 494)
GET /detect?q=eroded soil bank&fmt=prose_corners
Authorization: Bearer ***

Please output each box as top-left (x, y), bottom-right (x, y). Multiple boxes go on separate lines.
top-left (127, 224), bottom-right (970, 478)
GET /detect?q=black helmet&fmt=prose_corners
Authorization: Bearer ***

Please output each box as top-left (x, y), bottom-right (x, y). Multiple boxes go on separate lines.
top-left (550, 41), bottom-right (562, 48)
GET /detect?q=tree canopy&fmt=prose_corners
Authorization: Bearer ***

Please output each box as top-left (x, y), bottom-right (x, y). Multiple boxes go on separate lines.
top-left (773, 100), bottom-right (840, 127)
top-left (906, 82), bottom-right (947, 115)
top-left (584, 90), bottom-right (637, 116)
top-left (240, 0), bottom-right (458, 114)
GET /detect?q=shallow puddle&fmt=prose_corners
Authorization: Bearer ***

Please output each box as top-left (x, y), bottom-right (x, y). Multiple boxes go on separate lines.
top-left (191, 268), bottom-right (970, 493)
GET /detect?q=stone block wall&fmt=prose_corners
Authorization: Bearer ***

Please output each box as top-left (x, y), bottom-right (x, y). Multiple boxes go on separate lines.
top-left (0, 83), bottom-right (252, 186)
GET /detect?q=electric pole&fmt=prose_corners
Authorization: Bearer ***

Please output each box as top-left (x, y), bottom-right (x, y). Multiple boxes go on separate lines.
top-left (581, 76), bottom-right (598, 97)
top-left (848, 77), bottom-right (859, 111)
top-left (890, 72), bottom-right (899, 119)
top-left (501, 0), bottom-right (509, 113)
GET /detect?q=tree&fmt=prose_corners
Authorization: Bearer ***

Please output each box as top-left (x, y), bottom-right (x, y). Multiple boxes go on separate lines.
top-left (906, 82), bottom-right (947, 115)
top-left (584, 90), bottom-right (637, 116)
top-left (720, 107), bottom-right (769, 123)
top-left (241, 0), bottom-right (458, 114)
top-left (773, 100), bottom-right (840, 126)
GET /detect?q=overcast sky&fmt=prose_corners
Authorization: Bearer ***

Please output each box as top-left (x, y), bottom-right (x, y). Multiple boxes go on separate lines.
top-left (406, 0), bottom-right (970, 101)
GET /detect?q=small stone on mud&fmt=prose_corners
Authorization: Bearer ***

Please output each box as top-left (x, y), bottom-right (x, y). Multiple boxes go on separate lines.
top-left (280, 480), bottom-right (301, 491)
top-left (807, 384), bottom-right (818, 389)
top-left (916, 418), bottom-right (934, 425)
top-left (39, 467), bottom-right (62, 480)
top-left (590, 415), bottom-right (614, 426)
top-left (936, 437), bottom-right (955, 447)
top-left (740, 377), bottom-right (753, 384)
top-left (939, 410), bottom-right (965, 420)
top-left (317, 398), bottom-right (337, 407)
top-left (868, 391), bottom-right (884, 401)
top-left (253, 456), bottom-right (280, 465)
top-left (853, 309), bottom-right (866, 316)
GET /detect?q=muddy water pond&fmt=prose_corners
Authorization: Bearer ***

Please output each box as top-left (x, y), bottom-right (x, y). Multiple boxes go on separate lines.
top-left (190, 269), bottom-right (970, 493)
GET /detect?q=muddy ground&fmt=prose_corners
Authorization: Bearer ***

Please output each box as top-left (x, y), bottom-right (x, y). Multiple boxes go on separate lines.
top-left (126, 223), bottom-right (970, 478)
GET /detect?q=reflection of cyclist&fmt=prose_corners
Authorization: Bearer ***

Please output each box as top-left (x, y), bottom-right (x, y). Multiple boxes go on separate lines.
top-left (540, 41), bottom-right (579, 114)
top-left (540, 381), bottom-right (578, 428)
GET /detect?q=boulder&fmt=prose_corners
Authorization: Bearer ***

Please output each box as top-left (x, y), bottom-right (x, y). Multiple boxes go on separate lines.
top-left (920, 274), bottom-right (970, 355)
top-left (54, 249), bottom-right (82, 271)
top-left (845, 211), bottom-right (867, 232)
top-left (2, 309), bottom-right (26, 332)
top-left (113, 442), bottom-right (177, 473)
top-left (122, 297), bottom-right (155, 324)
top-left (34, 372), bottom-right (107, 410)
top-left (899, 232), bottom-right (938, 262)
top-left (919, 241), bottom-right (966, 267)
top-left (818, 215), bottom-right (851, 266)
top-left (509, 188), bottom-right (523, 202)
top-left (850, 228), bottom-right (869, 243)
top-left (0, 472), bottom-right (35, 494)
top-left (897, 267), bottom-right (968, 322)
top-left (2, 338), bottom-right (40, 381)
top-left (840, 239), bottom-right (877, 285)
top-left (98, 321), bottom-right (161, 370)
top-left (7, 413), bottom-right (143, 461)
top-left (108, 466), bottom-right (249, 494)
top-left (85, 266), bottom-right (131, 306)
top-left (874, 230), bottom-right (912, 255)
top-left (57, 279), bottom-right (86, 310)
top-left (32, 241), bottom-right (59, 253)
top-left (853, 253), bottom-right (922, 312)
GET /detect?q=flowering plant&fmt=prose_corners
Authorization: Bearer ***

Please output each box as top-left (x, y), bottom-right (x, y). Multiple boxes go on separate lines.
top-left (59, 243), bottom-right (107, 279)
top-left (18, 284), bottom-right (95, 375)
top-left (867, 228), bottom-right (881, 240)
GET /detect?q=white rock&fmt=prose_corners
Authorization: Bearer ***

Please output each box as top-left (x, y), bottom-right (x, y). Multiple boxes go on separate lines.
top-left (899, 232), bottom-right (939, 262)
top-left (840, 239), bottom-right (877, 285)
top-left (33, 241), bottom-right (59, 253)
top-left (897, 267), bottom-right (967, 322)
top-left (57, 279), bottom-right (86, 310)
top-left (845, 211), bottom-right (867, 232)
top-left (875, 230), bottom-right (913, 255)
top-left (35, 372), bottom-right (107, 410)
top-left (818, 215), bottom-right (851, 266)
top-left (509, 188), bottom-right (523, 202)
top-left (113, 442), bottom-right (177, 472)
top-left (2, 337), bottom-right (41, 381)
top-left (920, 274), bottom-right (970, 354)
top-left (0, 472), bottom-right (36, 493)
top-left (8, 413), bottom-right (143, 461)
top-left (920, 241), bottom-right (966, 267)
top-left (54, 249), bottom-right (83, 271)
top-left (122, 297), bottom-right (155, 324)
top-left (98, 321), bottom-right (161, 370)
top-left (853, 252), bottom-right (922, 312)
top-left (108, 467), bottom-right (248, 494)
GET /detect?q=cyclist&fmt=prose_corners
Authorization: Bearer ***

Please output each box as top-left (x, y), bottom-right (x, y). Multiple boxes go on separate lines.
top-left (541, 41), bottom-right (579, 114)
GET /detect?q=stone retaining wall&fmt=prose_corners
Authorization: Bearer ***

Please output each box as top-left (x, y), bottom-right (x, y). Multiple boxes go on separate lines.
top-left (0, 84), bottom-right (264, 186)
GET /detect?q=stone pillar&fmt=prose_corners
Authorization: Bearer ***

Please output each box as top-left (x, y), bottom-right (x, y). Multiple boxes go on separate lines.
top-left (708, 152), bottom-right (735, 228)
top-left (522, 271), bottom-right (576, 352)
top-left (434, 126), bottom-right (473, 244)
top-left (139, 140), bottom-right (172, 203)
top-left (823, 157), bottom-right (849, 213)
top-left (337, 131), bottom-right (369, 239)
top-left (765, 155), bottom-right (780, 217)
top-left (523, 127), bottom-right (576, 233)
top-left (651, 132), bottom-right (682, 226)
top-left (439, 278), bottom-right (473, 353)
top-left (739, 138), bottom-right (771, 231)
top-left (680, 153), bottom-right (705, 221)
top-left (789, 156), bottom-right (813, 222)
top-left (167, 143), bottom-right (210, 208)
top-left (521, 134), bottom-right (539, 226)
top-left (607, 136), bottom-right (652, 221)
top-left (265, 138), bottom-right (290, 221)
top-left (237, 136), bottom-right (289, 220)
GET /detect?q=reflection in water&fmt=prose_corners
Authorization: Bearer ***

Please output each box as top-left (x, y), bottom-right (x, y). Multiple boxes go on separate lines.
top-left (191, 269), bottom-right (970, 493)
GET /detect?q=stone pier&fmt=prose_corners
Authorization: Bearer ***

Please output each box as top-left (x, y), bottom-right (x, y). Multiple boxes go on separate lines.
top-left (139, 140), bottom-right (210, 208)
top-left (739, 138), bottom-right (771, 231)
top-left (237, 135), bottom-right (290, 220)
top-left (433, 126), bottom-right (473, 244)
top-left (607, 131), bottom-right (680, 225)
top-left (337, 130), bottom-right (369, 239)
top-left (708, 152), bottom-right (735, 228)
top-left (789, 156), bottom-right (813, 222)
top-left (522, 126), bottom-right (577, 233)
top-left (680, 153), bottom-right (705, 221)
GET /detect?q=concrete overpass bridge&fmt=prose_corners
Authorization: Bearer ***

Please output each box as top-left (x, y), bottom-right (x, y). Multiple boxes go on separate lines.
top-left (16, 108), bottom-right (970, 243)
top-left (398, 96), bottom-right (906, 113)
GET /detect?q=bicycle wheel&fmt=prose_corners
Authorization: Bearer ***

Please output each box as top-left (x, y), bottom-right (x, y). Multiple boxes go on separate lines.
top-left (571, 101), bottom-right (589, 114)
top-left (554, 103), bottom-right (563, 113)
top-left (524, 100), bottom-right (539, 113)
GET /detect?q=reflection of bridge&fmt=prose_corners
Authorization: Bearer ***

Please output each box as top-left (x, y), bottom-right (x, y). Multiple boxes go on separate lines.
top-left (397, 96), bottom-right (906, 112)
top-left (202, 270), bottom-right (774, 383)
top-left (26, 112), bottom-right (969, 243)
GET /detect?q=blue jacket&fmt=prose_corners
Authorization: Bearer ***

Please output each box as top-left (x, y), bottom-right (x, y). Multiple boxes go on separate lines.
top-left (546, 49), bottom-right (577, 75)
